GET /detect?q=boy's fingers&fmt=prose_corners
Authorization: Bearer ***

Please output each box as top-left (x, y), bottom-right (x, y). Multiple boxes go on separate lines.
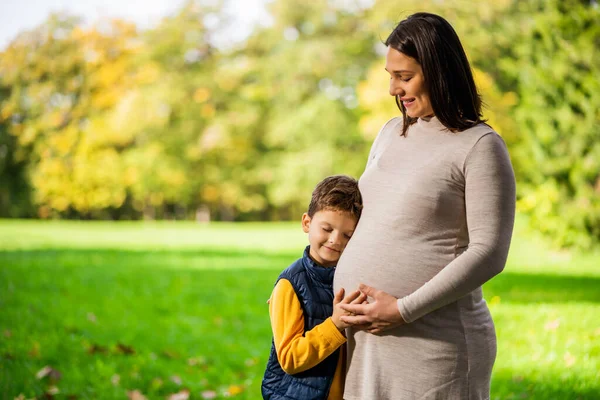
top-left (333, 288), bottom-right (345, 304)
top-left (340, 289), bottom-right (362, 304)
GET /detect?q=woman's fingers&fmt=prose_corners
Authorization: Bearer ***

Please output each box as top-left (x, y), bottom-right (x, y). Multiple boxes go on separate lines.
top-left (350, 291), bottom-right (368, 305)
top-left (340, 313), bottom-right (371, 325)
top-left (358, 284), bottom-right (379, 298)
top-left (352, 323), bottom-right (371, 331)
top-left (339, 302), bottom-right (367, 315)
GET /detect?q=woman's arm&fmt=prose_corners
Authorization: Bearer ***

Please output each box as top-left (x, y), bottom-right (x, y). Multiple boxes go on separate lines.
top-left (397, 132), bottom-right (515, 322)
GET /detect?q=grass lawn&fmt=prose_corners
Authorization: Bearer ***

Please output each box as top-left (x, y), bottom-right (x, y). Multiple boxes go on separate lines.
top-left (0, 217), bottom-right (599, 399)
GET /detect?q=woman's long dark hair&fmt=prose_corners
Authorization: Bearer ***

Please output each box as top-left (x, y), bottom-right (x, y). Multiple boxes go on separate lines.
top-left (385, 13), bottom-right (484, 136)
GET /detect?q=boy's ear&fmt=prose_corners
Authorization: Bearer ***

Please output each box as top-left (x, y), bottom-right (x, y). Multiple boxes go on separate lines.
top-left (301, 213), bottom-right (311, 233)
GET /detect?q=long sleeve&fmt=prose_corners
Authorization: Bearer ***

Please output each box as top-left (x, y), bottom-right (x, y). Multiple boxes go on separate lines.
top-left (269, 279), bottom-right (347, 375)
top-left (397, 132), bottom-right (516, 323)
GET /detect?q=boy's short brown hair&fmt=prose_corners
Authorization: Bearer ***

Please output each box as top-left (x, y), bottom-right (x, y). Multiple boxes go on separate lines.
top-left (307, 175), bottom-right (363, 220)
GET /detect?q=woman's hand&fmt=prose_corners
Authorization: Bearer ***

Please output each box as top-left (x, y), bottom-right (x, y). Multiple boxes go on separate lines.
top-left (339, 284), bottom-right (406, 334)
top-left (331, 288), bottom-right (368, 331)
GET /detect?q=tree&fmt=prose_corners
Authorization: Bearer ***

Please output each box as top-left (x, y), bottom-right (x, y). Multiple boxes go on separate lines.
top-left (492, 0), bottom-right (600, 248)
top-left (0, 15), bottom-right (140, 218)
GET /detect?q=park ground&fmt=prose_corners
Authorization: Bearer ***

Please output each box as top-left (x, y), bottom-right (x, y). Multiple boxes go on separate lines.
top-left (0, 217), bottom-right (599, 399)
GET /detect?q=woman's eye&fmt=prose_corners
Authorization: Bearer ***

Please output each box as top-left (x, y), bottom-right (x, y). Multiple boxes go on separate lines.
top-left (401, 77), bottom-right (412, 82)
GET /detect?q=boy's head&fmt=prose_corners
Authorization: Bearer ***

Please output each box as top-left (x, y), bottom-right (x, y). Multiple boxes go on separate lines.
top-left (301, 175), bottom-right (363, 267)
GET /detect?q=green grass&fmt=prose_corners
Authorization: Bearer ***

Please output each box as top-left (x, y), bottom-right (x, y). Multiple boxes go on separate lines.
top-left (0, 217), bottom-right (599, 399)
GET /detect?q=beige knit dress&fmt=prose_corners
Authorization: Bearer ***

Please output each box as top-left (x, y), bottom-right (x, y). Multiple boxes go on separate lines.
top-left (333, 116), bottom-right (516, 400)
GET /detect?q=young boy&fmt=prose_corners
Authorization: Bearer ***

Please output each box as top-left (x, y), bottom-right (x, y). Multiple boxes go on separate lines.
top-left (261, 175), bottom-right (365, 400)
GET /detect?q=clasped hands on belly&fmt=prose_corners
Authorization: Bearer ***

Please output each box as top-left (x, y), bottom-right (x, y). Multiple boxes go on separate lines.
top-left (338, 283), bottom-right (407, 334)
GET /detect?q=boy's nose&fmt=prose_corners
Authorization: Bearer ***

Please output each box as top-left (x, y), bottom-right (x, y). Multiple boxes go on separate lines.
top-left (329, 232), bottom-right (341, 244)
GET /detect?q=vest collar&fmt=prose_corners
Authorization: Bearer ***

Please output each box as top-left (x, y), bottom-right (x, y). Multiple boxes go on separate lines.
top-left (302, 245), bottom-right (336, 285)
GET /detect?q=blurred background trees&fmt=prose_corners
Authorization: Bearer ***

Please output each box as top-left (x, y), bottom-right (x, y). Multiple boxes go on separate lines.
top-left (0, 0), bottom-right (598, 248)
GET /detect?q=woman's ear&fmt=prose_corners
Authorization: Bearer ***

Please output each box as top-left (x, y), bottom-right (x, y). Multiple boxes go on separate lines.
top-left (301, 213), bottom-right (311, 233)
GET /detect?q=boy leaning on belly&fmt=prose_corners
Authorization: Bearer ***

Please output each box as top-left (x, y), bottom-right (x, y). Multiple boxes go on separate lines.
top-left (261, 175), bottom-right (367, 400)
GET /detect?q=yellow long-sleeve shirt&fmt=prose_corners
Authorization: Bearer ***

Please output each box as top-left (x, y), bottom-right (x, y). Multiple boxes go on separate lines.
top-left (269, 279), bottom-right (347, 400)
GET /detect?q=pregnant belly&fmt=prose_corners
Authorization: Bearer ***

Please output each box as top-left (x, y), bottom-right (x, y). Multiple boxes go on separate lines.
top-left (333, 234), bottom-right (455, 298)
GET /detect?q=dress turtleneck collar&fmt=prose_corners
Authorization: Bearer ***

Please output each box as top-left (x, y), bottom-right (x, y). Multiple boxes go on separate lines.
top-left (301, 245), bottom-right (336, 285)
top-left (416, 115), bottom-right (447, 132)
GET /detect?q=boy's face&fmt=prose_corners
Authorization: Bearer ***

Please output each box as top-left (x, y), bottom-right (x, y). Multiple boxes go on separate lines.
top-left (301, 209), bottom-right (357, 267)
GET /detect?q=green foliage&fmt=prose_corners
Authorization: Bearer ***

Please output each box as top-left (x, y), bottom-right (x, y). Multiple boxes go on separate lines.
top-left (489, 0), bottom-right (600, 249)
top-left (0, 96), bottom-right (32, 217)
top-left (0, 0), bottom-right (598, 247)
top-left (0, 15), bottom-right (140, 217)
top-left (1, 219), bottom-right (599, 398)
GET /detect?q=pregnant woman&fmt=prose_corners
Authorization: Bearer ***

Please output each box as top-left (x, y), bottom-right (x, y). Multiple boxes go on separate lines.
top-left (334, 12), bottom-right (516, 400)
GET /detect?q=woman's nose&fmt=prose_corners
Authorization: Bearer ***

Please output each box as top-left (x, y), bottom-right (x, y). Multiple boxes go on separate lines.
top-left (389, 82), bottom-right (403, 97)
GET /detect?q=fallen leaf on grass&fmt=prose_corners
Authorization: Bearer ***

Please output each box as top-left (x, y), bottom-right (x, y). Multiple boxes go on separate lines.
top-left (167, 389), bottom-right (190, 400)
top-left (226, 385), bottom-right (244, 396)
top-left (244, 358), bottom-right (257, 367)
top-left (116, 343), bottom-right (136, 355)
top-left (200, 391), bottom-right (217, 399)
top-left (127, 390), bottom-right (147, 400)
top-left (15, 395), bottom-right (47, 400)
top-left (36, 366), bottom-right (62, 381)
top-left (188, 356), bottom-right (207, 366)
top-left (87, 312), bottom-right (97, 324)
top-left (29, 342), bottom-right (41, 358)
top-left (41, 385), bottom-right (60, 399)
top-left (46, 386), bottom-right (59, 395)
top-left (87, 344), bottom-right (109, 354)
top-left (3, 330), bottom-right (11, 338)
top-left (171, 375), bottom-right (182, 385)
top-left (3, 352), bottom-right (15, 360)
top-left (111, 374), bottom-right (120, 386)
top-left (545, 319), bottom-right (560, 331)
top-left (161, 349), bottom-right (180, 359)
top-left (564, 352), bottom-right (576, 367)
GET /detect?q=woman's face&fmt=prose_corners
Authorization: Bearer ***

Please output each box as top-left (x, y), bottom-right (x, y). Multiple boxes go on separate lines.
top-left (385, 46), bottom-right (434, 119)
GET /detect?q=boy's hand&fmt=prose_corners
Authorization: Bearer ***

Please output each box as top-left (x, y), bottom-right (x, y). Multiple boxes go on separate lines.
top-left (332, 288), bottom-right (367, 331)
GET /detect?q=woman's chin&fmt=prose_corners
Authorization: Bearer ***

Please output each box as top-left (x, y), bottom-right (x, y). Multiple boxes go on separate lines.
top-left (404, 108), bottom-right (420, 118)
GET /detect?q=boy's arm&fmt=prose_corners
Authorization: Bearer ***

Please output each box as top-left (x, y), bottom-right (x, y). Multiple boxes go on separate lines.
top-left (269, 279), bottom-right (346, 375)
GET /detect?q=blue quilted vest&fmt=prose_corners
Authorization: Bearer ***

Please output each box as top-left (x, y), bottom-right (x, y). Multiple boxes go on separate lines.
top-left (261, 246), bottom-right (340, 400)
